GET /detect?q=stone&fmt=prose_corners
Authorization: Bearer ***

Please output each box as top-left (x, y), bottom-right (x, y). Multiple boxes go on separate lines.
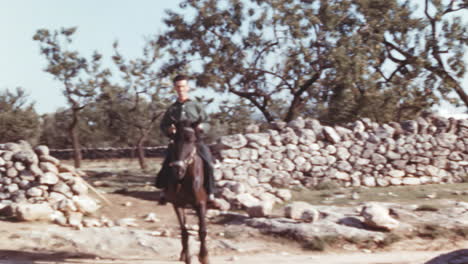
top-left (336, 147), bottom-right (351, 161)
top-left (71, 178), bottom-right (88, 195)
top-left (40, 172), bottom-right (59, 185)
top-left (301, 208), bottom-right (320, 223)
top-left (288, 117), bottom-right (305, 129)
top-left (388, 170), bottom-right (405, 178)
top-left (6, 167), bottom-right (18, 178)
top-left (336, 161), bottom-right (352, 172)
top-left (235, 193), bottom-right (260, 208)
top-left (323, 126), bottom-right (341, 144)
top-left (13, 203), bottom-right (55, 221)
top-left (245, 124), bottom-right (260, 134)
top-left (281, 127), bottom-right (299, 145)
top-left (219, 134), bottom-right (248, 149)
top-left (14, 162), bottom-right (26, 171)
top-left (26, 187), bottom-right (43, 197)
top-left (400, 120), bottom-right (418, 134)
top-left (220, 149), bottom-right (240, 159)
top-left (386, 151), bottom-right (401, 160)
top-left (371, 153), bottom-right (387, 165)
top-left (363, 177), bottom-right (376, 187)
top-left (351, 120), bottom-right (366, 132)
top-left (390, 178), bottom-right (402, 185)
top-left (13, 151), bottom-right (38, 165)
top-left (298, 129), bottom-right (317, 145)
top-left (402, 177), bottom-right (421, 185)
top-left (335, 171), bottom-right (350, 181)
top-left (50, 210), bottom-right (67, 226)
top-left (68, 211), bottom-right (84, 228)
top-left (247, 201), bottom-right (273, 218)
top-left (284, 201), bottom-right (319, 222)
top-left (280, 158), bottom-right (295, 172)
top-left (57, 199), bottom-right (77, 212)
top-left (216, 198), bottom-right (231, 211)
top-left (275, 189), bottom-right (292, 201)
top-left (335, 126), bottom-right (353, 140)
top-left (239, 148), bottom-right (258, 161)
top-left (48, 192), bottom-right (68, 203)
top-left (52, 182), bottom-right (72, 196)
top-left (448, 152), bottom-right (463, 161)
top-left (245, 133), bottom-right (271, 147)
top-left (34, 145), bottom-right (50, 156)
top-left (29, 164), bottom-right (43, 177)
top-left (72, 195), bottom-right (100, 214)
top-left (310, 156), bottom-right (327, 166)
top-left (436, 133), bottom-right (457, 148)
top-left (82, 217), bottom-right (102, 227)
top-left (6, 184), bottom-right (19, 193)
top-left (39, 162), bottom-right (59, 174)
top-left (39, 155), bottom-right (60, 165)
top-left (375, 124), bottom-right (395, 138)
top-left (58, 172), bottom-right (75, 182)
top-left (361, 202), bottom-right (399, 231)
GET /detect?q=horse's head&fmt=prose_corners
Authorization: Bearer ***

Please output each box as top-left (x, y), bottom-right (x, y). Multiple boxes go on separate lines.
top-left (169, 121), bottom-right (198, 180)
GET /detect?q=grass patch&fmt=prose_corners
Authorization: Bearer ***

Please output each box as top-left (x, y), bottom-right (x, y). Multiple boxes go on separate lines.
top-left (314, 180), bottom-right (341, 191)
top-left (379, 233), bottom-right (402, 247)
top-left (292, 182), bottom-right (468, 207)
top-left (302, 235), bottom-right (340, 251)
top-left (417, 224), bottom-right (452, 239)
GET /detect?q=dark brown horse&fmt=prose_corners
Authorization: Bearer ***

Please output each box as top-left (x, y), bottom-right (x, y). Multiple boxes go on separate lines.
top-left (166, 121), bottom-right (210, 264)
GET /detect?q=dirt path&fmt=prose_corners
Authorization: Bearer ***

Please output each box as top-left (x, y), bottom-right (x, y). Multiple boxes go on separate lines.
top-left (1, 170), bottom-right (467, 264)
top-left (0, 249), bottom-right (461, 264)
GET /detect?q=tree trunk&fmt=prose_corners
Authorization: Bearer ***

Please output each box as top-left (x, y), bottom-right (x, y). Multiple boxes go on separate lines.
top-left (69, 109), bottom-right (82, 168)
top-left (136, 131), bottom-right (149, 170)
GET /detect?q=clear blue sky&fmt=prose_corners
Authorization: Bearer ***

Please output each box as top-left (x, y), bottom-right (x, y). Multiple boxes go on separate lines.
top-left (0, 1), bottom-right (466, 117)
top-left (0, 1), bottom-right (182, 114)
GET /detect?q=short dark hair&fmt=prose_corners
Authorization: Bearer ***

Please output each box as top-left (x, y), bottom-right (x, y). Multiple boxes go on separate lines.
top-left (173, 74), bottom-right (189, 84)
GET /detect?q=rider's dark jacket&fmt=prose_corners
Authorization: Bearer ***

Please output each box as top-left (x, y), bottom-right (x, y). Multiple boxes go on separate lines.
top-left (156, 99), bottom-right (215, 194)
top-left (160, 100), bottom-right (209, 137)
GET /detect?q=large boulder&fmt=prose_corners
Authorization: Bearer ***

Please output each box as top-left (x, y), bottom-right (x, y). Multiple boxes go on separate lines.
top-left (12, 203), bottom-right (55, 221)
top-left (360, 203), bottom-right (399, 231)
top-left (284, 201), bottom-right (320, 222)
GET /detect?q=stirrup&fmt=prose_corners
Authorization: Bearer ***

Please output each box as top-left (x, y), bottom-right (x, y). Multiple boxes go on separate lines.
top-left (158, 192), bottom-right (167, 205)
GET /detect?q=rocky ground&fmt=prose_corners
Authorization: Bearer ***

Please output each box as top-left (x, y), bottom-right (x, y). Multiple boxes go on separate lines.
top-left (0, 158), bottom-right (467, 264)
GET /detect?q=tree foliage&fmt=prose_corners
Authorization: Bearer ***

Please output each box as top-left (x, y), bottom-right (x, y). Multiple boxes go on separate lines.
top-left (34, 27), bottom-right (110, 167)
top-left (111, 38), bottom-right (172, 169)
top-left (0, 88), bottom-right (40, 143)
top-left (158, 0), bottom-right (467, 124)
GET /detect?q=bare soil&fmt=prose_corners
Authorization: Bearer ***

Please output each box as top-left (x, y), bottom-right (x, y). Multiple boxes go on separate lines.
top-left (0, 158), bottom-right (466, 264)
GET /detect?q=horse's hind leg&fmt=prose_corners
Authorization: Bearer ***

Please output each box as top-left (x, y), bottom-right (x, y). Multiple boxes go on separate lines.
top-left (173, 205), bottom-right (190, 264)
top-left (196, 203), bottom-right (210, 264)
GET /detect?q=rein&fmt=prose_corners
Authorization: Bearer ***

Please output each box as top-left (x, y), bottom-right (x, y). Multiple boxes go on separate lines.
top-left (170, 146), bottom-right (197, 168)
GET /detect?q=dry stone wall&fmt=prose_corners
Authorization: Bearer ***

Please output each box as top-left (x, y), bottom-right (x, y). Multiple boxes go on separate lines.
top-left (0, 141), bottom-right (100, 227)
top-left (213, 113), bottom-right (468, 214)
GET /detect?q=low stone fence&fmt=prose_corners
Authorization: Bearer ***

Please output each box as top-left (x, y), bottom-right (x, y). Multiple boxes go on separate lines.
top-left (0, 141), bottom-right (100, 227)
top-left (50, 146), bottom-right (167, 160)
top-left (213, 113), bottom-right (468, 215)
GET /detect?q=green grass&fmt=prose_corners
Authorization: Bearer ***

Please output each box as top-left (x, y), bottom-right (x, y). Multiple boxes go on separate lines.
top-left (292, 182), bottom-right (468, 207)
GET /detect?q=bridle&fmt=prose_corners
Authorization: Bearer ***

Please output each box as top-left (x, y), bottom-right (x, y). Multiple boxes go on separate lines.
top-left (169, 146), bottom-right (197, 169)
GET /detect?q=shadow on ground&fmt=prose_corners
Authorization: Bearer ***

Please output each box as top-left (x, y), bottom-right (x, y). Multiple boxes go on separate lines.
top-left (424, 249), bottom-right (468, 264)
top-left (0, 250), bottom-right (98, 264)
top-left (113, 189), bottom-right (162, 202)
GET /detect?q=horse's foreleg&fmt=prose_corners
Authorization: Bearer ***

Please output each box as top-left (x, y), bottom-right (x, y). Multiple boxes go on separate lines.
top-left (173, 205), bottom-right (190, 264)
top-left (196, 203), bottom-right (210, 264)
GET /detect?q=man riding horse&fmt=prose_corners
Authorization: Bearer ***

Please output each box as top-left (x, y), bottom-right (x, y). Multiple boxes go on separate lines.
top-left (155, 74), bottom-right (221, 209)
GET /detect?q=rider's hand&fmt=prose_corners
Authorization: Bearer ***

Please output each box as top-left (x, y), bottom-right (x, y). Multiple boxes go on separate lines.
top-left (168, 124), bottom-right (176, 135)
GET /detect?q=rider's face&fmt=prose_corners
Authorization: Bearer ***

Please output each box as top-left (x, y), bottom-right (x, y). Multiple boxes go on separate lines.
top-left (174, 80), bottom-right (190, 101)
